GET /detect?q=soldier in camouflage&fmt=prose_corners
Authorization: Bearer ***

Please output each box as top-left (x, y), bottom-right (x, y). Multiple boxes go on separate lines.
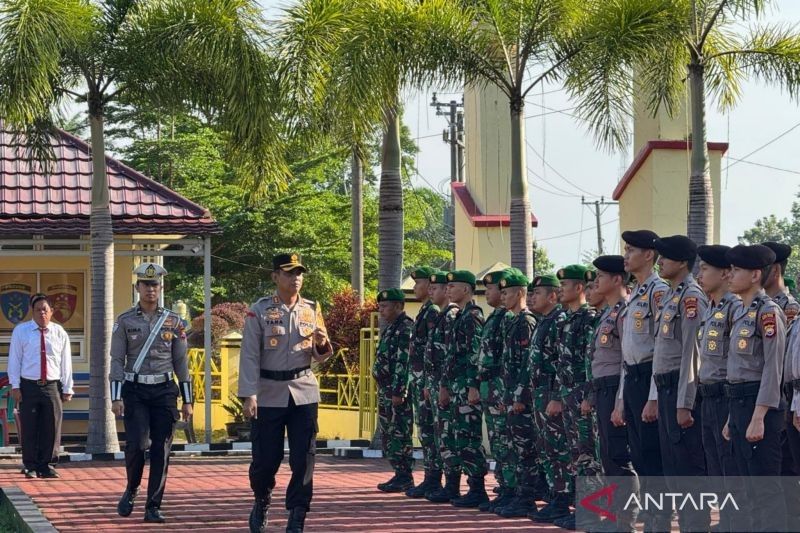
top-left (373, 288), bottom-right (416, 493)
top-left (527, 274), bottom-right (570, 523)
top-left (551, 265), bottom-right (602, 530)
top-left (476, 270), bottom-right (516, 513)
top-left (495, 270), bottom-right (541, 519)
top-left (404, 266), bottom-right (444, 498)
top-left (440, 270), bottom-right (488, 508)
top-left (424, 271), bottom-right (462, 503)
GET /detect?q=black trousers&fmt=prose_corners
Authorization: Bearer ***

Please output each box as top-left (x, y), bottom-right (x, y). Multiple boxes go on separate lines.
top-left (701, 388), bottom-right (741, 532)
top-left (594, 376), bottom-right (636, 477)
top-left (656, 378), bottom-right (709, 531)
top-left (19, 379), bottom-right (62, 473)
top-left (122, 381), bottom-right (179, 510)
top-left (728, 393), bottom-right (785, 532)
top-left (780, 386), bottom-right (800, 531)
top-left (250, 396), bottom-right (318, 511)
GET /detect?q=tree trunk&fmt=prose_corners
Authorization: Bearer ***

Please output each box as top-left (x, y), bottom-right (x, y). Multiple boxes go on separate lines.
top-left (687, 59), bottom-right (712, 246)
top-left (509, 97), bottom-right (533, 277)
top-left (351, 148), bottom-right (365, 303)
top-left (378, 106), bottom-right (403, 291)
top-left (85, 105), bottom-right (120, 454)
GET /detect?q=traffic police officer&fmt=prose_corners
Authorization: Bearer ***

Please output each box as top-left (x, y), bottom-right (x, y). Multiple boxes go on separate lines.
top-left (111, 263), bottom-right (192, 523)
top-left (652, 235), bottom-right (710, 531)
top-left (373, 288), bottom-right (415, 493)
top-left (239, 253), bottom-right (333, 533)
top-left (723, 244), bottom-right (786, 531)
top-left (619, 229), bottom-right (670, 531)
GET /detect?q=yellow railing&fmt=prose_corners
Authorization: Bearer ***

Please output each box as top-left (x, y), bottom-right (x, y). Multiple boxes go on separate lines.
top-left (358, 312), bottom-right (379, 438)
top-left (188, 347), bottom-right (228, 404)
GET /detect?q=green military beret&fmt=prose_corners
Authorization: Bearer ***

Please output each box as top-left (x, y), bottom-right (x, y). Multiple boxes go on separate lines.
top-left (556, 264), bottom-right (589, 281)
top-left (446, 269), bottom-right (476, 287)
top-left (584, 269), bottom-right (598, 282)
top-left (482, 270), bottom-right (507, 286)
top-left (430, 270), bottom-right (449, 284)
top-left (499, 271), bottom-right (529, 288)
top-left (377, 288), bottom-right (404, 302)
top-left (411, 266), bottom-right (437, 280)
top-left (531, 274), bottom-right (560, 288)
top-left (785, 277), bottom-right (797, 291)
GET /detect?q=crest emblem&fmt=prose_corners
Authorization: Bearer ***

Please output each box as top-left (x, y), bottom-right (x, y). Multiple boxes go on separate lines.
top-left (600, 334), bottom-right (608, 344)
top-left (738, 338), bottom-right (748, 350)
top-left (266, 308), bottom-right (282, 321)
top-left (161, 331), bottom-right (173, 341)
top-left (46, 283), bottom-right (78, 324)
top-left (714, 312), bottom-right (725, 319)
top-left (0, 283), bottom-right (31, 324)
top-left (708, 340), bottom-right (717, 351)
top-left (145, 264), bottom-right (156, 278)
top-left (269, 338), bottom-right (279, 347)
top-left (291, 254), bottom-right (298, 262)
top-left (708, 329), bottom-right (718, 338)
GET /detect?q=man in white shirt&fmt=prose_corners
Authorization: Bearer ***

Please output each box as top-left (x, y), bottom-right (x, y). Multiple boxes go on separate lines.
top-left (7, 293), bottom-right (74, 478)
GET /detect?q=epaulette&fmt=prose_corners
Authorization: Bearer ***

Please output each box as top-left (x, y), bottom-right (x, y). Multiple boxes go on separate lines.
top-left (302, 297), bottom-right (317, 308)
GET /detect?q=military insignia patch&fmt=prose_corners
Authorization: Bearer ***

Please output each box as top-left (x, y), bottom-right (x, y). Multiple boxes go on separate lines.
top-left (600, 334), bottom-right (609, 344)
top-left (740, 328), bottom-right (749, 336)
top-left (748, 311), bottom-right (757, 319)
top-left (663, 313), bottom-right (672, 321)
top-left (762, 312), bottom-right (777, 337)
top-left (161, 331), bottom-right (173, 341)
top-left (653, 290), bottom-right (665, 309)
top-left (269, 338), bottom-right (279, 347)
top-left (672, 296), bottom-right (680, 303)
top-left (633, 310), bottom-right (644, 319)
top-left (684, 297), bottom-right (698, 319)
top-left (271, 326), bottom-right (284, 335)
top-left (635, 319), bottom-right (643, 330)
top-left (662, 324), bottom-right (669, 334)
top-left (787, 306), bottom-right (799, 322)
top-left (714, 312), bottom-right (725, 319)
top-left (447, 272), bottom-right (454, 281)
top-left (738, 338), bottom-right (748, 350)
top-left (708, 329), bottom-right (718, 338)
top-left (708, 340), bottom-right (717, 351)
top-left (266, 308), bottom-right (282, 321)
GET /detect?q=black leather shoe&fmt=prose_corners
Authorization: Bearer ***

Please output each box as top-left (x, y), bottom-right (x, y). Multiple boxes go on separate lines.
top-left (37, 468), bottom-right (59, 479)
top-left (117, 488), bottom-right (138, 517)
top-left (23, 469), bottom-right (38, 479)
top-left (285, 507), bottom-right (307, 533)
top-left (144, 507), bottom-right (166, 523)
top-left (249, 497), bottom-right (270, 533)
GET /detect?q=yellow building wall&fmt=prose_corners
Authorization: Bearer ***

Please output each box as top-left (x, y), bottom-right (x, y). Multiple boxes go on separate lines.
top-left (454, 205), bottom-right (512, 275)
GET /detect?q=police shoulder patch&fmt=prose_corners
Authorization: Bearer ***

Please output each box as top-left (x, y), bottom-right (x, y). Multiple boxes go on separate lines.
top-left (653, 289), bottom-right (665, 309)
top-left (787, 304), bottom-right (799, 322)
top-left (683, 297), bottom-right (698, 319)
top-left (761, 311), bottom-right (777, 337)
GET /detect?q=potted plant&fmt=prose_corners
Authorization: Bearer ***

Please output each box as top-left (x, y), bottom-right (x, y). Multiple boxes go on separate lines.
top-left (223, 394), bottom-right (250, 441)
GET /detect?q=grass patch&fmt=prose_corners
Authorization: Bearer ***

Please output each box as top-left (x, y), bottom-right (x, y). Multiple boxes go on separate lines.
top-left (0, 493), bottom-right (29, 533)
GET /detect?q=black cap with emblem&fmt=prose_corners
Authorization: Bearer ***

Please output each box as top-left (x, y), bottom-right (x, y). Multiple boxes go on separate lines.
top-left (725, 244), bottom-right (776, 270)
top-left (621, 229), bottom-right (659, 249)
top-left (273, 253), bottom-right (307, 273)
top-left (697, 244), bottom-right (731, 269)
top-left (654, 235), bottom-right (697, 261)
top-left (761, 241), bottom-right (792, 264)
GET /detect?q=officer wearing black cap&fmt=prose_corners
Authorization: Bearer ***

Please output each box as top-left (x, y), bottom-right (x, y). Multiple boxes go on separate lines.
top-left (652, 236), bottom-right (709, 530)
top-left (723, 244), bottom-right (786, 531)
top-left (618, 230), bottom-right (670, 530)
top-left (239, 253), bottom-right (333, 533)
top-left (581, 256), bottom-right (638, 532)
top-left (110, 263), bottom-right (192, 523)
top-left (761, 241), bottom-right (800, 324)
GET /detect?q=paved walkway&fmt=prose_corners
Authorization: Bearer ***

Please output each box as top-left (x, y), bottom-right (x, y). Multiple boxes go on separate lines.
top-left (0, 457), bottom-right (557, 532)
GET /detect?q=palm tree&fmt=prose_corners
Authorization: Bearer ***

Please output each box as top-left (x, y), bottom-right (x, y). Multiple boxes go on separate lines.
top-left (277, 0), bottom-right (472, 290)
top-left (439, 0), bottom-right (675, 276)
top-left (589, 0), bottom-right (800, 245)
top-left (0, 0), bottom-right (282, 452)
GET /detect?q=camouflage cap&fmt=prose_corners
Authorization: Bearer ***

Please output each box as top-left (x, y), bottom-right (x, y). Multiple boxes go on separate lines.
top-left (377, 288), bottom-right (405, 302)
top-left (446, 270), bottom-right (476, 287)
top-left (556, 264), bottom-right (589, 281)
top-left (430, 271), bottom-right (449, 284)
top-left (499, 271), bottom-right (529, 289)
top-left (531, 274), bottom-right (560, 288)
top-left (411, 266), bottom-right (437, 280)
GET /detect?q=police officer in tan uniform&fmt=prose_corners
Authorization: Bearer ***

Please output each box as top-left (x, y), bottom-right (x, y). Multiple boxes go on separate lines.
top-left (723, 244), bottom-right (787, 531)
top-left (110, 263), bottom-right (192, 523)
top-left (239, 253), bottom-right (333, 533)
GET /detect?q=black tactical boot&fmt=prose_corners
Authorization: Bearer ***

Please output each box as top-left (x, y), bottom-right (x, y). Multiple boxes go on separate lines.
top-left (285, 507), bottom-right (307, 533)
top-left (553, 511), bottom-right (576, 530)
top-left (143, 507), bottom-right (166, 523)
top-left (248, 495), bottom-right (270, 533)
top-left (530, 491), bottom-right (571, 523)
top-left (378, 471), bottom-right (414, 493)
top-left (480, 488), bottom-right (515, 512)
top-left (117, 487), bottom-right (138, 517)
top-left (498, 495), bottom-right (537, 518)
top-left (451, 475), bottom-right (489, 508)
top-left (406, 470), bottom-right (441, 498)
top-left (425, 471), bottom-right (461, 503)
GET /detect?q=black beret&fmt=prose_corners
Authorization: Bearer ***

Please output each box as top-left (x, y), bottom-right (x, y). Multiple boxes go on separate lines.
top-left (697, 244), bottom-right (731, 269)
top-left (621, 229), bottom-right (659, 250)
top-left (725, 244), bottom-right (776, 270)
top-left (761, 241), bottom-right (792, 264)
top-left (592, 255), bottom-right (626, 274)
top-left (654, 235), bottom-right (697, 261)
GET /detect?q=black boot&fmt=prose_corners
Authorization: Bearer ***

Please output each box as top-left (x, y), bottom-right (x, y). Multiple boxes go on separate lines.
top-left (285, 507), bottom-right (307, 533)
top-left (378, 471), bottom-right (414, 493)
top-left (426, 471), bottom-right (461, 503)
top-left (143, 507), bottom-right (166, 523)
top-left (480, 488), bottom-right (514, 512)
top-left (530, 491), bottom-right (571, 523)
top-left (498, 495), bottom-right (537, 518)
top-left (406, 470), bottom-right (441, 498)
top-left (117, 487), bottom-right (138, 517)
top-left (248, 495), bottom-right (270, 533)
top-left (553, 511), bottom-right (576, 530)
top-left (451, 475), bottom-right (489, 508)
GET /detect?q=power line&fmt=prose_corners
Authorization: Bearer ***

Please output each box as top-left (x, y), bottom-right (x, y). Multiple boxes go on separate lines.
top-left (537, 218), bottom-right (619, 241)
top-left (526, 139), bottom-right (602, 197)
top-left (725, 157), bottom-right (800, 176)
top-left (724, 120), bottom-right (800, 170)
top-left (527, 167), bottom-right (584, 198)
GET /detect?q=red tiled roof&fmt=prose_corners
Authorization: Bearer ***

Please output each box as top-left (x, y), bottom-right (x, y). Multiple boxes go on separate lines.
top-left (0, 125), bottom-right (220, 235)
top-left (452, 182), bottom-right (538, 227)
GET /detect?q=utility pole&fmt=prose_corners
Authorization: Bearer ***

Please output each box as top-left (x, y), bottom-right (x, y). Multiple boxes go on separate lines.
top-left (430, 93), bottom-right (464, 183)
top-left (582, 196), bottom-right (618, 254)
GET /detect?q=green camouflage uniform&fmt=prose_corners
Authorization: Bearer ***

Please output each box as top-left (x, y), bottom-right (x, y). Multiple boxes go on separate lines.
top-left (477, 306), bottom-right (515, 490)
top-left (443, 301), bottom-right (486, 477)
top-left (424, 303), bottom-right (460, 476)
top-left (556, 304), bottom-right (602, 480)
top-left (372, 311), bottom-right (415, 473)
top-left (506, 309), bottom-right (539, 497)
top-left (529, 304), bottom-right (570, 494)
top-left (409, 300), bottom-right (442, 473)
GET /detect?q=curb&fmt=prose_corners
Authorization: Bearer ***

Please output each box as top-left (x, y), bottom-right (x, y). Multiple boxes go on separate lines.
top-left (332, 448), bottom-right (498, 471)
top-left (1, 486), bottom-right (58, 532)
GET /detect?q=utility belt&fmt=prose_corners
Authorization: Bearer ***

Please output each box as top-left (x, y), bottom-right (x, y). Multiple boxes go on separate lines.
top-left (698, 381), bottom-right (726, 398)
top-left (260, 366), bottom-right (311, 381)
top-left (20, 377), bottom-right (59, 387)
top-left (653, 369), bottom-right (680, 391)
top-left (623, 360), bottom-right (653, 379)
top-left (592, 374), bottom-right (621, 391)
top-left (783, 382), bottom-right (795, 402)
top-left (724, 381), bottom-right (761, 398)
top-left (124, 371), bottom-right (174, 385)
